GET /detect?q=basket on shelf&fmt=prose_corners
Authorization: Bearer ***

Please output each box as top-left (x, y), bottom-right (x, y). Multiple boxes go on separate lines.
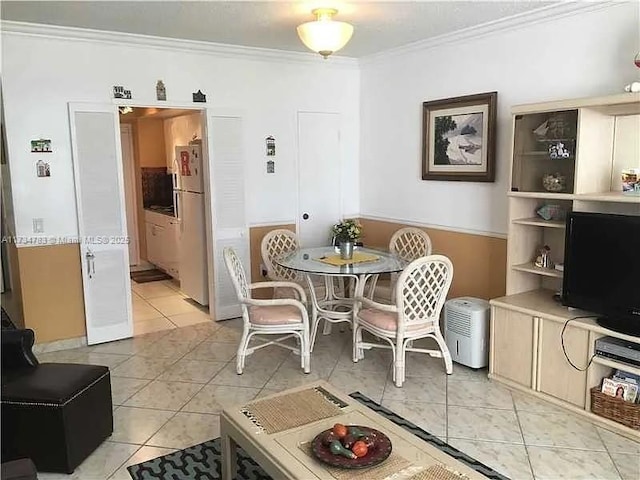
top-left (590, 387), bottom-right (640, 430)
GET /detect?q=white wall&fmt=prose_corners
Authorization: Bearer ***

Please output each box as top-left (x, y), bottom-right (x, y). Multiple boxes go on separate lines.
top-left (1, 29), bottom-right (360, 239)
top-left (359, 3), bottom-right (640, 236)
top-left (164, 113), bottom-right (203, 171)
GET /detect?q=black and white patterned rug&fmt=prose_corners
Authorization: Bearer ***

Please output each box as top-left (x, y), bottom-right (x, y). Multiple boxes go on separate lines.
top-left (128, 391), bottom-right (508, 480)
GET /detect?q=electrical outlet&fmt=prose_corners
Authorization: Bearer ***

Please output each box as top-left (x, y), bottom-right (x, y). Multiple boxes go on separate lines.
top-left (32, 218), bottom-right (44, 233)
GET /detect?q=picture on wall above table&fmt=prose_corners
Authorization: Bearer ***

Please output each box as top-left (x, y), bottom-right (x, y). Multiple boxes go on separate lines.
top-left (422, 91), bottom-right (497, 182)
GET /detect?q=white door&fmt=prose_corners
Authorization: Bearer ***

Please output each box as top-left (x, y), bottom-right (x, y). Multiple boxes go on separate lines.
top-left (297, 112), bottom-right (342, 247)
top-left (69, 103), bottom-right (133, 345)
top-left (120, 124), bottom-right (140, 265)
top-left (204, 114), bottom-right (248, 320)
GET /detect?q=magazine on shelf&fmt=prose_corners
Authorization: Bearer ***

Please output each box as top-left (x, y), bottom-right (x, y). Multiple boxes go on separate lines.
top-left (602, 377), bottom-right (638, 403)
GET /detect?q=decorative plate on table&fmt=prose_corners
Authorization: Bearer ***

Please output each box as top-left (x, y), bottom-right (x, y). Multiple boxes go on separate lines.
top-left (311, 425), bottom-right (392, 469)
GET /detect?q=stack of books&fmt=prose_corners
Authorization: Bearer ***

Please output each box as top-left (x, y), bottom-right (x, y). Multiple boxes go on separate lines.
top-left (601, 370), bottom-right (640, 403)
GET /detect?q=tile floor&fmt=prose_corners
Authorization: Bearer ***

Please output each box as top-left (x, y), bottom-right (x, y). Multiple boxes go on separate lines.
top-left (130, 279), bottom-right (211, 336)
top-left (33, 296), bottom-right (639, 480)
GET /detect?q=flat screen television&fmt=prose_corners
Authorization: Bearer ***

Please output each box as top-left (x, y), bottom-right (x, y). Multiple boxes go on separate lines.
top-left (562, 212), bottom-right (640, 337)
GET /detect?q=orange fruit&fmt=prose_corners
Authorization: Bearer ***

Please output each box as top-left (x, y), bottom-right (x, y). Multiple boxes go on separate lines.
top-left (332, 423), bottom-right (348, 439)
top-left (351, 440), bottom-right (368, 458)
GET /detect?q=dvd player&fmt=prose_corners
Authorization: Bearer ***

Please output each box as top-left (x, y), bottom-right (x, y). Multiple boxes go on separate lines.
top-left (595, 336), bottom-right (640, 367)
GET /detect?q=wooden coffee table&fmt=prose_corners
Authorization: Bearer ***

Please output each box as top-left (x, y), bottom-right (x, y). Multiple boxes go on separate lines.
top-left (221, 381), bottom-right (488, 479)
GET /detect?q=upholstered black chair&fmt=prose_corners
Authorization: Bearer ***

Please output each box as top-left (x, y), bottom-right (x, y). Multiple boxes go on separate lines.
top-left (1, 327), bottom-right (113, 474)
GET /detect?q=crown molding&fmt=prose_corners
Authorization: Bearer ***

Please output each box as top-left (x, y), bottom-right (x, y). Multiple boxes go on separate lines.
top-left (360, 1), bottom-right (616, 64)
top-left (0, 20), bottom-right (359, 68)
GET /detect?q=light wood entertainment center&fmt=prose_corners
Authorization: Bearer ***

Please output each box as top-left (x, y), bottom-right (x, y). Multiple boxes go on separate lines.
top-left (489, 92), bottom-right (640, 439)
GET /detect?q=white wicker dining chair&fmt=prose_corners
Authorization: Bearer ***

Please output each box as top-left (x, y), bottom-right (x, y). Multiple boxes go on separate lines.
top-left (261, 229), bottom-right (305, 300)
top-left (369, 227), bottom-right (433, 302)
top-left (353, 255), bottom-right (454, 387)
top-left (223, 247), bottom-right (311, 374)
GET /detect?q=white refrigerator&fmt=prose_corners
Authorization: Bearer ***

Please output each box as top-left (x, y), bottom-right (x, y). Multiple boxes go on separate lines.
top-left (174, 144), bottom-right (209, 306)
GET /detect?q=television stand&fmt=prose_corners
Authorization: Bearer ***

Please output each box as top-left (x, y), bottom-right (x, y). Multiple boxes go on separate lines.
top-left (489, 289), bottom-right (640, 441)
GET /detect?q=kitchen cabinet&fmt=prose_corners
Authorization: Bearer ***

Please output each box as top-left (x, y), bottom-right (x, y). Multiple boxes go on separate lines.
top-left (145, 210), bottom-right (179, 279)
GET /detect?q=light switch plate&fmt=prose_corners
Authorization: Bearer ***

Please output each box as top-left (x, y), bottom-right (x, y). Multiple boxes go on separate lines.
top-left (33, 218), bottom-right (44, 233)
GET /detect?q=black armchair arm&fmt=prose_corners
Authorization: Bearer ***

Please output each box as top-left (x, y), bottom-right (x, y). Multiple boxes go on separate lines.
top-left (1, 328), bottom-right (39, 371)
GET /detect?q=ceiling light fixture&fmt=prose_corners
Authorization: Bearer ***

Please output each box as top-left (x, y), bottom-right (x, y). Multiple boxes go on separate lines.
top-left (118, 106), bottom-right (133, 115)
top-left (297, 8), bottom-right (353, 59)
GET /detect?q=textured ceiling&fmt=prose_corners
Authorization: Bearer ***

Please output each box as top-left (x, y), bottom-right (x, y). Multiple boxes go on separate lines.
top-left (2, 1), bottom-right (559, 57)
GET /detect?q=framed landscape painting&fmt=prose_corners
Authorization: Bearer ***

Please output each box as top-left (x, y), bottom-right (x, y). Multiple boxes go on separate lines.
top-left (422, 92), bottom-right (497, 182)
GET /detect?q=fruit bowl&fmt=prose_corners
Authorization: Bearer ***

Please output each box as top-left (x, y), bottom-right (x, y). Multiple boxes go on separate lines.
top-left (311, 425), bottom-right (392, 469)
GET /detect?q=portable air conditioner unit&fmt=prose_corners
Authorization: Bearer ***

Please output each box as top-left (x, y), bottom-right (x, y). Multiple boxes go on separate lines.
top-left (444, 297), bottom-right (490, 369)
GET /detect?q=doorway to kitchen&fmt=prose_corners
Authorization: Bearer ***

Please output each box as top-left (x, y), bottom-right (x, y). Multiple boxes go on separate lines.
top-left (118, 107), bottom-right (210, 337)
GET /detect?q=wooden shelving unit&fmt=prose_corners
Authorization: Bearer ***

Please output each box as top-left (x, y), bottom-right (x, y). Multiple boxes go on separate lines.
top-left (490, 92), bottom-right (640, 441)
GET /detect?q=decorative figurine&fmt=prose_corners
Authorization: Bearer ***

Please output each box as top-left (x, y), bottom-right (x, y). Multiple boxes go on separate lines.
top-left (266, 136), bottom-right (276, 156)
top-left (156, 80), bottom-right (166, 101)
top-left (113, 86), bottom-right (132, 99)
top-left (192, 90), bottom-right (206, 103)
top-left (534, 245), bottom-right (553, 269)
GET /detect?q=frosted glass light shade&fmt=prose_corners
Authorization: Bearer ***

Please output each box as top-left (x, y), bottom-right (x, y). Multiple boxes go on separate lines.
top-left (297, 9), bottom-right (353, 58)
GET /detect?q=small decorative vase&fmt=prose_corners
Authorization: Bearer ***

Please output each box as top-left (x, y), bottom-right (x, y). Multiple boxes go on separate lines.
top-left (339, 241), bottom-right (354, 260)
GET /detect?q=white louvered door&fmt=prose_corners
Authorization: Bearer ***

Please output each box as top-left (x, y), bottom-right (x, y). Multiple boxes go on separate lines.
top-left (206, 114), bottom-right (248, 320)
top-left (69, 103), bottom-right (133, 344)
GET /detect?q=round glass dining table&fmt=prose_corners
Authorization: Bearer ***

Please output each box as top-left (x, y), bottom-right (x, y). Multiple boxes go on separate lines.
top-left (275, 246), bottom-right (407, 351)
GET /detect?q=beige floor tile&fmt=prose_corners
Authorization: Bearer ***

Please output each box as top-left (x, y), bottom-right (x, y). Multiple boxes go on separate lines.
top-left (181, 384), bottom-right (260, 414)
top-left (209, 325), bottom-right (244, 344)
top-left (109, 446), bottom-right (176, 480)
top-left (448, 405), bottom-right (523, 443)
top-left (146, 412), bottom-right (221, 450)
top-left (110, 377), bottom-right (151, 405)
top-left (111, 356), bottom-right (179, 380)
top-left (134, 337), bottom-right (202, 360)
top-left (159, 358), bottom-right (227, 383)
top-left (36, 350), bottom-right (83, 363)
top-left (88, 333), bottom-right (168, 356)
top-left (184, 341), bottom-right (238, 362)
top-left (66, 352), bottom-right (131, 369)
top-left (281, 348), bottom-right (339, 371)
top-left (328, 368), bottom-right (386, 403)
top-left (597, 427), bottom-right (640, 454)
top-left (527, 445), bottom-right (621, 480)
top-left (511, 390), bottom-right (570, 415)
top-left (403, 351), bottom-right (451, 378)
top-left (133, 316), bottom-right (176, 336)
top-left (147, 296), bottom-right (203, 316)
top-left (447, 378), bottom-right (514, 409)
top-left (450, 364), bottom-right (489, 383)
top-left (111, 406), bottom-right (175, 445)
top-left (209, 362), bottom-right (278, 388)
top-left (610, 452), bottom-right (640, 480)
top-left (336, 347), bottom-right (392, 373)
top-left (447, 438), bottom-right (533, 479)
top-left (132, 300), bottom-right (163, 322)
top-left (382, 375), bottom-right (447, 404)
top-left (162, 322), bottom-right (219, 343)
top-left (56, 441), bottom-right (139, 480)
top-left (160, 279), bottom-right (182, 292)
top-left (124, 380), bottom-right (203, 411)
top-left (519, 411), bottom-right (606, 450)
top-left (132, 282), bottom-right (184, 300)
top-left (264, 364), bottom-right (333, 391)
top-left (168, 311), bottom-right (211, 328)
top-left (381, 399), bottom-right (446, 438)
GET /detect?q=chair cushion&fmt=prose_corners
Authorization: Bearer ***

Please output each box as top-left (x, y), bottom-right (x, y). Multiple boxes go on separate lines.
top-left (358, 308), bottom-right (424, 332)
top-left (1, 363), bottom-right (109, 405)
top-left (249, 305), bottom-right (303, 325)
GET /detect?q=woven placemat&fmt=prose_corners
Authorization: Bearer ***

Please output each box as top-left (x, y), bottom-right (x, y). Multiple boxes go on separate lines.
top-left (241, 388), bottom-right (343, 434)
top-left (299, 442), bottom-right (411, 480)
top-left (409, 464), bottom-right (470, 480)
top-left (315, 252), bottom-right (380, 267)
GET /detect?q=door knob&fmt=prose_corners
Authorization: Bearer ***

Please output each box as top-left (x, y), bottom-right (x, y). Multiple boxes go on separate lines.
top-left (302, 213), bottom-right (309, 220)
